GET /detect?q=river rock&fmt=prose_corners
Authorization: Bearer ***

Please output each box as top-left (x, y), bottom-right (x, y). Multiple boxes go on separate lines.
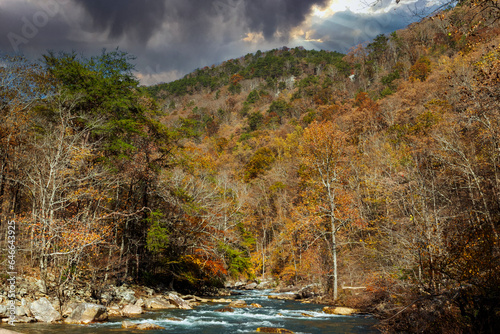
top-left (107, 306), bottom-right (122, 317)
top-left (9, 316), bottom-right (36, 323)
top-left (29, 297), bottom-right (62, 323)
top-left (15, 306), bottom-right (29, 317)
top-left (323, 306), bottom-right (359, 315)
top-left (144, 297), bottom-right (175, 309)
top-left (64, 303), bottom-right (108, 324)
top-left (229, 299), bottom-right (247, 308)
top-left (193, 296), bottom-right (210, 303)
top-left (256, 281), bottom-right (274, 290)
top-left (121, 320), bottom-right (165, 330)
top-left (137, 322), bottom-right (165, 330)
top-left (268, 294), bottom-right (298, 301)
top-left (251, 303), bottom-right (262, 308)
top-left (61, 302), bottom-right (79, 318)
top-left (166, 293), bottom-right (192, 309)
top-left (301, 313), bottom-right (314, 317)
top-left (297, 284), bottom-right (321, 299)
top-left (244, 282), bottom-right (258, 290)
top-left (115, 286), bottom-right (137, 305)
top-left (122, 304), bottom-right (143, 316)
top-left (214, 307), bottom-right (235, 312)
top-left (0, 305), bottom-right (8, 318)
top-left (256, 327), bottom-right (295, 333)
top-left (121, 320), bottom-right (136, 328)
top-left (211, 298), bottom-right (232, 303)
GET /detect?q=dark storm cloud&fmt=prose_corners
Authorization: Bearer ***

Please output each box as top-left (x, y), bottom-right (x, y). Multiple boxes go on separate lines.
top-left (71, 0), bottom-right (330, 43)
top-left (72, 0), bottom-right (168, 42)
top-left (307, 9), bottom-right (414, 52)
top-left (243, 0), bottom-right (330, 39)
top-left (0, 0), bottom-right (421, 85)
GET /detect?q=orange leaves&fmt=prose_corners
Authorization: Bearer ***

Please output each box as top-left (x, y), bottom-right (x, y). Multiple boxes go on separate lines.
top-left (230, 73), bottom-right (244, 86)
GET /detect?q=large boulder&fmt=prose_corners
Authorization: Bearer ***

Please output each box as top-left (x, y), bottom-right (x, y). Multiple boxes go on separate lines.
top-left (61, 302), bottom-right (79, 318)
top-left (165, 293), bottom-right (192, 310)
top-left (323, 306), bottom-right (359, 315)
top-left (122, 304), bottom-right (143, 316)
top-left (64, 303), bottom-right (108, 324)
top-left (29, 298), bottom-right (62, 323)
top-left (144, 297), bottom-right (175, 309)
top-left (244, 282), bottom-right (258, 290)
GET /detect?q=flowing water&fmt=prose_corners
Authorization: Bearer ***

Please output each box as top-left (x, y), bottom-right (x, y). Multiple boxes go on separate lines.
top-left (8, 290), bottom-right (379, 333)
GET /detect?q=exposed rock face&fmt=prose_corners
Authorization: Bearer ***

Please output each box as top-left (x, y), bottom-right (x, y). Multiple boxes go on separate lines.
top-left (122, 304), bottom-right (143, 316)
top-left (323, 306), bottom-right (359, 315)
top-left (29, 298), bottom-right (62, 323)
top-left (166, 293), bottom-right (192, 310)
top-left (64, 303), bottom-right (108, 324)
top-left (256, 328), bottom-right (295, 333)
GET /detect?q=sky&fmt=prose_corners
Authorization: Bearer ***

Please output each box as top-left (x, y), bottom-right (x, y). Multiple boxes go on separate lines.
top-left (0, 0), bottom-right (446, 85)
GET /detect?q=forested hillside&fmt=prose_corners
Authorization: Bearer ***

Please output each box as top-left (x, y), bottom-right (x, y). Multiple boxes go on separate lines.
top-left (1, 1), bottom-right (499, 332)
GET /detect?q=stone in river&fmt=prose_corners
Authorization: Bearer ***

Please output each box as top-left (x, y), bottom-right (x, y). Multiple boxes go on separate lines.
top-left (214, 306), bottom-right (235, 312)
top-left (228, 299), bottom-right (247, 308)
top-left (323, 306), bottom-right (359, 315)
top-left (136, 322), bottom-right (165, 330)
top-left (121, 304), bottom-right (143, 316)
top-left (144, 297), bottom-right (176, 309)
top-left (256, 328), bottom-right (295, 333)
top-left (166, 293), bottom-right (192, 309)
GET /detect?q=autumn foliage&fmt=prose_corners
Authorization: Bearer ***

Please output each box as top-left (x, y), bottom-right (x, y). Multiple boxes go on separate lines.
top-left (1, 2), bottom-right (499, 332)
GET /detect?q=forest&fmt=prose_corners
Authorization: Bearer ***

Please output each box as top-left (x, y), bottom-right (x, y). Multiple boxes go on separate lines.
top-left (1, 1), bottom-right (499, 332)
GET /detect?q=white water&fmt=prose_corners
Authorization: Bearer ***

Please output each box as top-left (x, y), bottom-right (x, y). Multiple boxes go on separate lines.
top-left (8, 290), bottom-right (379, 333)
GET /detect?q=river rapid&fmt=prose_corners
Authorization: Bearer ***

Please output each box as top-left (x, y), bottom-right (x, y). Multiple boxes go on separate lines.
top-left (8, 290), bottom-right (379, 333)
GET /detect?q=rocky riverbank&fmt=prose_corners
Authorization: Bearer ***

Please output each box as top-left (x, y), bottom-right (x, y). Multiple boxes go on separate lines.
top-left (0, 275), bottom-right (235, 326)
top-left (0, 276), bottom-right (365, 329)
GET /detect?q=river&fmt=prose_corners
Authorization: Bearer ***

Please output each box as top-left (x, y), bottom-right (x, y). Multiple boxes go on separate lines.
top-left (8, 290), bottom-right (379, 333)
